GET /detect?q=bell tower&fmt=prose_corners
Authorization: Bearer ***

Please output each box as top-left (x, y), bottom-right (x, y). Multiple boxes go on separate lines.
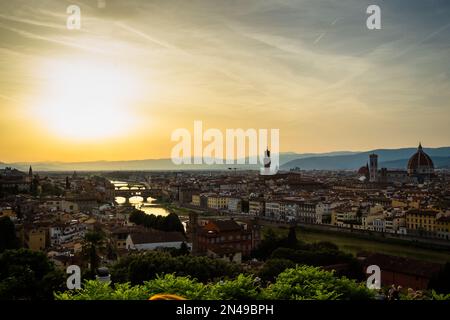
top-left (369, 154), bottom-right (378, 182)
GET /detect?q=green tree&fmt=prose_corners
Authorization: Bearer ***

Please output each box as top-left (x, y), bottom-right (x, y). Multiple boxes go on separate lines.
top-left (251, 228), bottom-right (283, 260)
top-left (0, 249), bottom-right (65, 300)
top-left (55, 266), bottom-right (376, 301)
top-left (0, 217), bottom-right (18, 253)
top-left (129, 210), bottom-right (184, 233)
top-left (111, 251), bottom-right (241, 285)
top-left (162, 212), bottom-right (185, 233)
top-left (286, 226), bottom-right (298, 248)
top-left (82, 231), bottom-right (106, 277)
top-left (263, 265), bottom-right (373, 300)
top-left (258, 258), bottom-right (295, 282)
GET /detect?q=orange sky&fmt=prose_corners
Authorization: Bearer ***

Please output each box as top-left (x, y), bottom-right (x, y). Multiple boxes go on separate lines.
top-left (1, 0), bottom-right (449, 162)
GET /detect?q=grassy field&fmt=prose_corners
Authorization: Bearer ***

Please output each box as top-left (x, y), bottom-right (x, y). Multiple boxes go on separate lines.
top-left (266, 226), bottom-right (450, 264)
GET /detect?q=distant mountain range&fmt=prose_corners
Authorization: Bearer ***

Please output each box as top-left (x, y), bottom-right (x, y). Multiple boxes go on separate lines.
top-left (1, 147), bottom-right (450, 172)
top-left (281, 147), bottom-right (450, 171)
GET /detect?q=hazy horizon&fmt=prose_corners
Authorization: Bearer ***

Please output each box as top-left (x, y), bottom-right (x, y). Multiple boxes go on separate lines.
top-left (2, 144), bottom-right (450, 165)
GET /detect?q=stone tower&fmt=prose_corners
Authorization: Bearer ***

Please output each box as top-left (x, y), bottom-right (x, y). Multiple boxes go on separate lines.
top-left (369, 153), bottom-right (378, 182)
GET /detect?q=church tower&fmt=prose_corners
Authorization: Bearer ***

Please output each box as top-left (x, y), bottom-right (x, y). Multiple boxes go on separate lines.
top-left (264, 147), bottom-right (271, 169)
top-left (369, 154), bottom-right (378, 182)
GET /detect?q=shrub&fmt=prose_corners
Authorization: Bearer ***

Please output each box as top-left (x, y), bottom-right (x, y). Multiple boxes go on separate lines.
top-left (263, 265), bottom-right (374, 300)
top-left (208, 274), bottom-right (262, 300)
top-left (143, 274), bottom-right (208, 300)
top-left (258, 259), bottom-right (295, 282)
top-left (111, 251), bottom-right (241, 284)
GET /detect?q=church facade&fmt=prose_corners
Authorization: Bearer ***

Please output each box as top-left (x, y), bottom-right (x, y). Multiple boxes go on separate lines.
top-left (358, 144), bottom-right (435, 184)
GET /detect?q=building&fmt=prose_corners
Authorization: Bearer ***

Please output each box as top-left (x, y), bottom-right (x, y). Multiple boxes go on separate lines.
top-left (296, 201), bottom-right (317, 224)
top-left (369, 154), bottom-right (378, 182)
top-left (249, 199), bottom-right (265, 216)
top-left (315, 202), bottom-right (333, 224)
top-left (407, 143), bottom-right (435, 183)
top-left (0, 167), bottom-right (31, 192)
top-left (207, 194), bottom-right (228, 210)
top-left (125, 229), bottom-right (187, 251)
top-left (40, 199), bottom-right (79, 213)
top-left (357, 143), bottom-right (435, 184)
top-left (226, 197), bottom-right (242, 213)
top-left (279, 200), bottom-right (299, 222)
top-left (265, 201), bottom-right (281, 219)
top-left (49, 221), bottom-right (87, 246)
top-left (195, 219), bottom-right (260, 262)
top-left (191, 194), bottom-right (201, 207)
top-left (25, 228), bottom-right (47, 251)
top-left (435, 216), bottom-right (450, 240)
top-left (405, 209), bottom-right (439, 237)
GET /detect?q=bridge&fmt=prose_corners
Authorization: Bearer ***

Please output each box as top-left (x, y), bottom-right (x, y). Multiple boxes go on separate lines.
top-left (114, 183), bottom-right (162, 202)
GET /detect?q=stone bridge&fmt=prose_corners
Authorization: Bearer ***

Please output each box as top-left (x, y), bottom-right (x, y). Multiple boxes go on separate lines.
top-left (114, 187), bottom-right (162, 200)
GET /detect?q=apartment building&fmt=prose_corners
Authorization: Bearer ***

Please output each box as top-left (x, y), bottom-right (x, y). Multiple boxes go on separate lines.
top-left (207, 195), bottom-right (228, 210)
top-left (406, 209), bottom-right (439, 237)
top-left (249, 199), bottom-right (265, 216)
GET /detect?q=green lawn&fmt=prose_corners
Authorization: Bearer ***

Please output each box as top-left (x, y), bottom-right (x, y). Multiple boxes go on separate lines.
top-left (264, 226), bottom-right (450, 264)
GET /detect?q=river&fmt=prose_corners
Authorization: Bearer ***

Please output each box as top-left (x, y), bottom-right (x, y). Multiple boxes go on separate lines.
top-left (111, 180), bottom-right (170, 217)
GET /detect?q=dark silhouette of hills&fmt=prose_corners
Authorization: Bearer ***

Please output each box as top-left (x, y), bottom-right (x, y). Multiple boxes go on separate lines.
top-left (1, 147), bottom-right (449, 171)
top-left (281, 147), bottom-right (450, 170)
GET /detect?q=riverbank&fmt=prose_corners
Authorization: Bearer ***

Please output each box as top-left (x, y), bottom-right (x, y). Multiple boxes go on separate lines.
top-left (265, 224), bottom-right (450, 264)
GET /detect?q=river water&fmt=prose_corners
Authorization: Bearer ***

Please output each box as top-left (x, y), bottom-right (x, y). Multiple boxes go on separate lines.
top-left (111, 180), bottom-right (170, 217)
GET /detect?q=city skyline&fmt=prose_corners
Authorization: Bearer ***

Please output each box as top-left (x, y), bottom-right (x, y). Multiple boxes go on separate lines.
top-left (1, 0), bottom-right (450, 162)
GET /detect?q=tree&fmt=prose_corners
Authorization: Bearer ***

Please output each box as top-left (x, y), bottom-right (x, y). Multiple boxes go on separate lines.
top-left (162, 212), bottom-right (185, 233)
top-left (177, 242), bottom-right (190, 256)
top-left (251, 228), bottom-right (283, 260)
top-left (55, 266), bottom-right (376, 301)
top-left (0, 217), bottom-right (18, 253)
top-left (286, 226), bottom-right (298, 248)
top-left (263, 265), bottom-right (374, 300)
top-left (258, 258), bottom-right (295, 282)
top-left (82, 231), bottom-right (106, 277)
top-left (129, 210), bottom-right (185, 233)
top-left (111, 251), bottom-right (241, 285)
top-left (0, 249), bottom-right (65, 300)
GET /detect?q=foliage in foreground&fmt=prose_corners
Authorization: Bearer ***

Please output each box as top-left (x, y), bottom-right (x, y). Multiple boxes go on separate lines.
top-left (0, 249), bottom-right (65, 300)
top-left (111, 251), bottom-right (242, 284)
top-left (56, 265), bottom-right (375, 300)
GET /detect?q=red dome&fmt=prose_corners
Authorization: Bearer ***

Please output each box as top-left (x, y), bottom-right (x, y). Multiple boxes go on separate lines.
top-left (407, 144), bottom-right (434, 175)
top-left (358, 164), bottom-right (369, 175)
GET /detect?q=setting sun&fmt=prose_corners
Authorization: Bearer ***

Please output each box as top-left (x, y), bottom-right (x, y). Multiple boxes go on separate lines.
top-left (33, 59), bottom-right (141, 140)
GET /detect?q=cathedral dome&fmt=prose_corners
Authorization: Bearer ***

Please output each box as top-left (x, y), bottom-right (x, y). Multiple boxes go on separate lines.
top-left (358, 164), bottom-right (369, 176)
top-left (407, 143), bottom-right (434, 175)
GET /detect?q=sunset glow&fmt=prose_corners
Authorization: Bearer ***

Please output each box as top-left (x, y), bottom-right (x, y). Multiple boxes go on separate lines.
top-left (33, 59), bottom-right (141, 140)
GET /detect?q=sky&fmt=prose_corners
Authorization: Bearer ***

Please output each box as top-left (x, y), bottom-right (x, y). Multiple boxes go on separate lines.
top-left (0, 0), bottom-right (449, 162)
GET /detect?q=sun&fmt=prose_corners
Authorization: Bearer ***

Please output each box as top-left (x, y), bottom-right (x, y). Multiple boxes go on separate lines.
top-left (34, 59), bottom-right (141, 141)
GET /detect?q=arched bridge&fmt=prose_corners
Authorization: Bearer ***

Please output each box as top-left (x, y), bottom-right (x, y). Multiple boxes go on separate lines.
top-left (114, 187), bottom-right (162, 199)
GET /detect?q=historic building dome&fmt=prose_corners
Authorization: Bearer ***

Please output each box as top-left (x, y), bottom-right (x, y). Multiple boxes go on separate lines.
top-left (358, 163), bottom-right (369, 176)
top-left (407, 143), bottom-right (434, 175)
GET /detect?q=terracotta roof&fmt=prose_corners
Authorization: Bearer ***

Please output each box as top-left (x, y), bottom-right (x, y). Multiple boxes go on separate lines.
top-left (407, 144), bottom-right (434, 171)
top-left (208, 220), bottom-right (242, 232)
